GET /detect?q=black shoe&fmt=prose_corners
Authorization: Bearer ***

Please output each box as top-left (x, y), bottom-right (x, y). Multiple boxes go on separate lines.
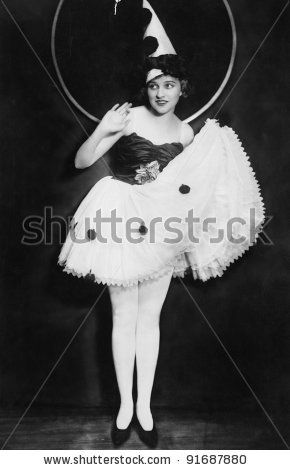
top-left (134, 413), bottom-right (158, 449)
top-left (111, 416), bottom-right (132, 446)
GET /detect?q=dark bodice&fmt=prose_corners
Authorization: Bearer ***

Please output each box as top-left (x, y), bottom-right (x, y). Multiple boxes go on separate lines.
top-left (111, 132), bottom-right (184, 185)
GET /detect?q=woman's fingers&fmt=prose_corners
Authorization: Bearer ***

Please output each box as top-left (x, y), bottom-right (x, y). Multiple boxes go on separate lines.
top-left (117, 102), bottom-right (129, 111)
top-left (117, 102), bottom-right (132, 114)
top-left (111, 102), bottom-right (132, 113)
top-left (122, 110), bottom-right (131, 121)
top-left (120, 106), bottom-right (132, 118)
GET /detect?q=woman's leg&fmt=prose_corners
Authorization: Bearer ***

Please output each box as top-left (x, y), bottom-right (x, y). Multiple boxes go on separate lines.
top-left (135, 268), bottom-right (174, 430)
top-left (108, 283), bottom-right (138, 429)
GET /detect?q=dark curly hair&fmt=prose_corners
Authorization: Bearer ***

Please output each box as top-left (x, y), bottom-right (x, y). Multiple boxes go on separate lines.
top-left (135, 54), bottom-right (193, 106)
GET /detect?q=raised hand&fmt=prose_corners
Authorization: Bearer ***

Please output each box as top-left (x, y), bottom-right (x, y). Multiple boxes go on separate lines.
top-left (99, 102), bottom-right (132, 134)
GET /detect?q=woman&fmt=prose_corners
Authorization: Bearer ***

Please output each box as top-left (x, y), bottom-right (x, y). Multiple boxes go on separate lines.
top-left (58, 54), bottom-right (265, 448)
top-left (75, 55), bottom-right (193, 447)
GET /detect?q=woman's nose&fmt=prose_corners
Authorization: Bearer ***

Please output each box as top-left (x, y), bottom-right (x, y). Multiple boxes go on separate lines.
top-left (156, 88), bottom-right (165, 98)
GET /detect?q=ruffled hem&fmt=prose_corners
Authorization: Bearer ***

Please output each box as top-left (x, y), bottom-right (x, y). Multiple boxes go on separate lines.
top-left (57, 221), bottom-right (263, 287)
top-left (188, 225), bottom-right (263, 282)
top-left (57, 247), bottom-right (191, 287)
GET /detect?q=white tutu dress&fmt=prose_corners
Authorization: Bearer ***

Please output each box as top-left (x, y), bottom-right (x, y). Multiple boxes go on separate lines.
top-left (57, 118), bottom-right (266, 286)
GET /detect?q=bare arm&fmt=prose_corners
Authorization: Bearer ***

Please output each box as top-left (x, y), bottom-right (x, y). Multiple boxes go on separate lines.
top-left (75, 102), bottom-right (132, 169)
top-left (75, 125), bottom-right (123, 169)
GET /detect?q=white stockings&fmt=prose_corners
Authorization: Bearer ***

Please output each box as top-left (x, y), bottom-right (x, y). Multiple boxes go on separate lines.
top-left (108, 268), bottom-right (173, 430)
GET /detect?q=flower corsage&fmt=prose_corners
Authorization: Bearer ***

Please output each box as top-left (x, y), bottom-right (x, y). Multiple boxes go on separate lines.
top-left (134, 160), bottom-right (160, 184)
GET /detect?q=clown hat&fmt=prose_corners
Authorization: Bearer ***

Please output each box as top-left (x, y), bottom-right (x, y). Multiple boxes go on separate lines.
top-left (143, 0), bottom-right (176, 57)
top-left (142, 0), bottom-right (177, 82)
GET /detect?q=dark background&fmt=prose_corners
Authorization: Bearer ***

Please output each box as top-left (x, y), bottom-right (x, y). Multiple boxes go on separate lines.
top-left (0, 0), bottom-right (289, 437)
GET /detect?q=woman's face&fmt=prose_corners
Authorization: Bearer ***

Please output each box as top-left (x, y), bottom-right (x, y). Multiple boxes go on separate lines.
top-left (146, 74), bottom-right (182, 114)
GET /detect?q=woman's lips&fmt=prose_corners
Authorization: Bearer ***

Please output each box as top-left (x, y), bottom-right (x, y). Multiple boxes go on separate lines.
top-left (156, 100), bottom-right (168, 106)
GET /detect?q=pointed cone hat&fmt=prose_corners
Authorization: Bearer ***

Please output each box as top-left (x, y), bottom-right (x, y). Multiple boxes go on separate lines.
top-left (142, 0), bottom-right (177, 82)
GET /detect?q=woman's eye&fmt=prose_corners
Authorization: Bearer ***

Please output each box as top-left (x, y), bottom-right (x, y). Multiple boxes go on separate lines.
top-left (149, 84), bottom-right (174, 90)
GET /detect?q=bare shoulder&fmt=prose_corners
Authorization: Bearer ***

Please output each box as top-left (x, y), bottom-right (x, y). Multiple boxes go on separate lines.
top-left (131, 105), bottom-right (145, 112)
top-left (180, 122), bottom-right (194, 147)
top-left (129, 105), bottom-right (146, 117)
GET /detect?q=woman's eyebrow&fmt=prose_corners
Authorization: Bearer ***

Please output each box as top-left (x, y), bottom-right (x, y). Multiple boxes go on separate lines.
top-left (164, 80), bottom-right (176, 83)
top-left (148, 79), bottom-right (176, 85)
